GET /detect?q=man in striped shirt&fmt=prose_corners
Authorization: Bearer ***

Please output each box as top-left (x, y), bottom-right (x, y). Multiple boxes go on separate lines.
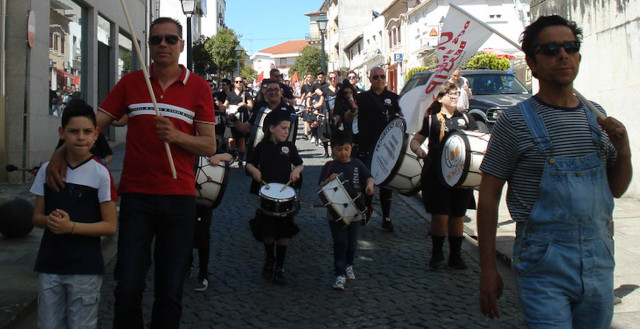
top-left (477, 15), bottom-right (632, 328)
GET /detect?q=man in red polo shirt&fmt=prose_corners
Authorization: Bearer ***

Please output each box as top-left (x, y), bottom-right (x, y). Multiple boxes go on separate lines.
top-left (46, 17), bottom-right (215, 329)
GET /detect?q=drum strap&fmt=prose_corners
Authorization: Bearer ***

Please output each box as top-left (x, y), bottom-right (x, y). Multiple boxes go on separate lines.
top-left (435, 113), bottom-right (447, 142)
top-left (321, 161), bottom-right (336, 182)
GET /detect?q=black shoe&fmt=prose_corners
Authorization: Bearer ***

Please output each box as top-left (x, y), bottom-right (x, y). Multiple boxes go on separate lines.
top-left (302, 135), bottom-right (309, 140)
top-left (273, 267), bottom-right (287, 285)
top-left (238, 161), bottom-right (244, 168)
top-left (429, 253), bottom-right (445, 270)
top-left (323, 152), bottom-right (330, 158)
top-left (262, 260), bottom-right (274, 280)
top-left (448, 256), bottom-right (468, 270)
top-left (381, 218), bottom-right (394, 232)
top-left (362, 210), bottom-right (373, 226)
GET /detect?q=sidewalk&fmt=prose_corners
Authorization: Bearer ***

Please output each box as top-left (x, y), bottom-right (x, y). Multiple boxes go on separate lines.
top-left (0, 143), bottom-right (124, 328)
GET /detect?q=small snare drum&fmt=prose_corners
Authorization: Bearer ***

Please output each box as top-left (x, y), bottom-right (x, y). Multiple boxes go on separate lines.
top-left (318, 174), bottom-right (368, 225)
top-left (258, 183), bottom-right (298, 217)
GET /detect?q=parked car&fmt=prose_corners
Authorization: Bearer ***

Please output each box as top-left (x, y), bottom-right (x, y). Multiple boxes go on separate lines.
top-left (399, 69), bottom-right (531, 132)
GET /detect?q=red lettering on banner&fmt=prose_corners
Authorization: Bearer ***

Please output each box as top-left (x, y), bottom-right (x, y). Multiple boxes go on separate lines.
top-left (438, 32), bottom-right (454, 46)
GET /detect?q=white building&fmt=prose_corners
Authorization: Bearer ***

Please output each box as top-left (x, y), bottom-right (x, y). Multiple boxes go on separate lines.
top-left (250, 40), bottom-right (309, 81)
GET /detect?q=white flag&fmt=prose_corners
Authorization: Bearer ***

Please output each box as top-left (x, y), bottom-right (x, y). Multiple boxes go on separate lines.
top-left (401, 4), bottom-right (493, 133)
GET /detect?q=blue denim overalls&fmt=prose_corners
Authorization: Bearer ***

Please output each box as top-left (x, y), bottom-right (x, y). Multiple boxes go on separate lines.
top-left (512, 99), bottom-right (615, 328)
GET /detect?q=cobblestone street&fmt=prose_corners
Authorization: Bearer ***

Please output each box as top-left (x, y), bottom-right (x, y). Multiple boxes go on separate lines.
top-left (96, 135), bottom-right (525, 328)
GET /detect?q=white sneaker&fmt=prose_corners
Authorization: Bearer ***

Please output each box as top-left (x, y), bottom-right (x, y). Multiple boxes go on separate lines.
top-left (333, 275), bottom-right (346, 290)
top-left (194, 278), bottom-right (208, 292)
top-left (345, 266), bottom-right (355, 280)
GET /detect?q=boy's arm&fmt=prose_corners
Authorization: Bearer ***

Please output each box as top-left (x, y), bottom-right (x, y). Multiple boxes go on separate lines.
top-left (364, 177), bottom-right (375, 196)
top-left (32, 196), bottom-right (48, 229)
top-left (45, 201), bottom-right (117, 236)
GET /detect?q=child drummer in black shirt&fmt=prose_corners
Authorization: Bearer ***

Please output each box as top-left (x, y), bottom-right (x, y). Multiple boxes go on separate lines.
top-left (318, 131), bottom-right (374, 290)
top-left (246, 110), bottom-right (304, 285)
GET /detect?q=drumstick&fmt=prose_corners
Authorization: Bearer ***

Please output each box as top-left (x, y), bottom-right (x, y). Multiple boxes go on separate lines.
top-left (261, 180), bottom-right (271, 189)
top-left (118, 0), bottom-right (177, 179)
top-left (280, 180), bottom-right (292, 192)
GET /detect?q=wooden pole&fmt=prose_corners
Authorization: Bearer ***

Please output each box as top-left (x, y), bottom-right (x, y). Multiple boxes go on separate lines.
top-left (118, 0), bottom-right (177, 178)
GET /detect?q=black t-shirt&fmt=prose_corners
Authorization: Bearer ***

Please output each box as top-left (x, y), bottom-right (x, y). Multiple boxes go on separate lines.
top-left (248, 140), bottom-right (303, 194)
top-left (280, 82), bottom-right (294, 100)
top-left (418, 111), bottom-right (478, 161)
top-left (226, 90), bottom-right (252, 122)
top-left (353, 89), bottom-right (402, 153)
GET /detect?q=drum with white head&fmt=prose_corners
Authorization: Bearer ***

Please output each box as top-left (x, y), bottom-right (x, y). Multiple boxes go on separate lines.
top-left (195, 157), bottom-right (230, 209)
top-left (369, 118), bottom-right (427, 195)
top-left (439, 130), bottom-right (490, 188)
top-left (258, 183), bottom-right (298, 217)
top-left (317, 173), bottom-right (368, 225)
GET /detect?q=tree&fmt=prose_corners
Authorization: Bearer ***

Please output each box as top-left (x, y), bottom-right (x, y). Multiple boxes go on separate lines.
top-left (463, 53), bottom-right (511, 71)
top-left (204, 28), bottom-right (243, 79)
top-left (289, 46), bottom-right (324, 77)
top-left (192, 36), bottom-right (216, 76)
top-left (240, 66), bottom-right (257, 82)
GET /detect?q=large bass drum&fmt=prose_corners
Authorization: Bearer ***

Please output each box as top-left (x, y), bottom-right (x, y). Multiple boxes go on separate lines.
top-left (195, 157), bottom-right (230, 209)
top-left (369, 118), bottom-right (427, 195)
top-left (439, 130), bottom-right (490, 188)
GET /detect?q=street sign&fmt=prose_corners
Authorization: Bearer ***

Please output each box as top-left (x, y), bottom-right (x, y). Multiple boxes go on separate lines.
top-left (27, 10), bottom-right (35, 48)
top-left (393, 53), bottom-right (403, 62)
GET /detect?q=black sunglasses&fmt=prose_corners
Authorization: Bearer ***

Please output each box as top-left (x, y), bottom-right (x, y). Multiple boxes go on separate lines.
top-left (533, 41), bottom-right (581, 56)
top-left (348, 76), bottom-right (357, 79)
top-left (148, 34), bottom-right (182, 45)
top-left (371, 74), bottom-right (386, 81)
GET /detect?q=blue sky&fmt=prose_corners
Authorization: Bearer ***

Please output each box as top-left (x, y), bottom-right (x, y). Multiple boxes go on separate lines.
top-left (225, 0), bottom-right (321, 55)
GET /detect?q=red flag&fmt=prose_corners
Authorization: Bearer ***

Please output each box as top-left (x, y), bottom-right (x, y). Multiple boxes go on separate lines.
top-left (291, 71), bottom-right (298, 85)
top-left (257, 71), bottom-right (264, 82)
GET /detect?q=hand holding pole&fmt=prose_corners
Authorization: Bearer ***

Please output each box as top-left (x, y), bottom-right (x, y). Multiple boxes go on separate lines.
top-left (118, 0), bottom-right (177, 179)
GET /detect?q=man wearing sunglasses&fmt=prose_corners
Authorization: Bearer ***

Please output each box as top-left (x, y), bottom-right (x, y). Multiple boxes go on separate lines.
top-left (353, 67), bottom-right (402, 232)
top-left (270, 68), bottom-right (295, 105)
top-left (47, 17), bottom-right (216, 329)
top-left (477, 15), bottom-right (631, 328)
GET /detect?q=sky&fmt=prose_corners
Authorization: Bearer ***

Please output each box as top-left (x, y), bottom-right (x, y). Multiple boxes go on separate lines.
top-left (225, 0), bottom-right (322, 55)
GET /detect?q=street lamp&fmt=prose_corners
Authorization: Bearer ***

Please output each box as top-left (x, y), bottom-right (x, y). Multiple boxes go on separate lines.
top-left (234, 44), bottom-right (243, 77)
top-left (316, 13), bottom-right (328, 73)
top-left (180, 0), bottom-right (196, 71)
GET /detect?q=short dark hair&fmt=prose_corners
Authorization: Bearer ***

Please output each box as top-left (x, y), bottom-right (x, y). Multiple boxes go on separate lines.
top-left (62, 99), bottom-right (96, 128)
top-left (330, 130), bottom-right (352, 147)
top-left (316, 71), bottom-right (325, 76)
top-left (221, 78), bottom-right (231, 85)
top-left (150, 17), bottom-right (183, 38)
top-left (520, 15), bottom-right (583, 58)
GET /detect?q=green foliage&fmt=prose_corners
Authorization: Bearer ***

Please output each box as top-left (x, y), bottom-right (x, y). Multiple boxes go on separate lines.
top-left (192, 36), bottom-right (215, 75)
top-left (241, 66), bottom-right (257, 82)
top-left (404, 66), bottom-right (430, 83)
top-left (463, 53), bottom-right (511, 71)
top-left (289, 46), bottom-right (324, 77)
top-left (204, 29), bottom-right (243, 78)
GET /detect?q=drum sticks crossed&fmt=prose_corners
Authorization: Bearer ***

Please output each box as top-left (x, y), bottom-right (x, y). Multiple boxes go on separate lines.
top-left (118, 0), bottom-right (177, 179)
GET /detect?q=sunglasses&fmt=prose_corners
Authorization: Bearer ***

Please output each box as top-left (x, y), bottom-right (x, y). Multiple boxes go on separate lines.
top-left (234, 81), bottom-right (243, 83)
top-left (149, 34), bottom-right (182, 45)
top-left (348, 76), bottom-right (357, 79)
top-left (533, 41), bottom-right (581, 56)
top-left (371, 74), bottom-right (386, 81)
top-left (329, 77), bottom-right (337, 80)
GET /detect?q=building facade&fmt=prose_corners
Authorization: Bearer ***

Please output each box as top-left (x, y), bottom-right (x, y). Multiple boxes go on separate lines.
top-left (1, 0), bottom-right (149, 182)
top-left (250, 40), bottom-right (309, 81)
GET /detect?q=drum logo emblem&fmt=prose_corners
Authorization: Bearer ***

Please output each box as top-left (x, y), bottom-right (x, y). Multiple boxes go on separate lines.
top-left (281, 146), bottom-right (290, 155)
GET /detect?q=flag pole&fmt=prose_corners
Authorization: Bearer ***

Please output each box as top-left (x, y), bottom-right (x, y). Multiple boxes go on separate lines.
top-left (118, 0), bottom-right (178, 178)
top-left (448, 2), bottom-right (605, 120)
